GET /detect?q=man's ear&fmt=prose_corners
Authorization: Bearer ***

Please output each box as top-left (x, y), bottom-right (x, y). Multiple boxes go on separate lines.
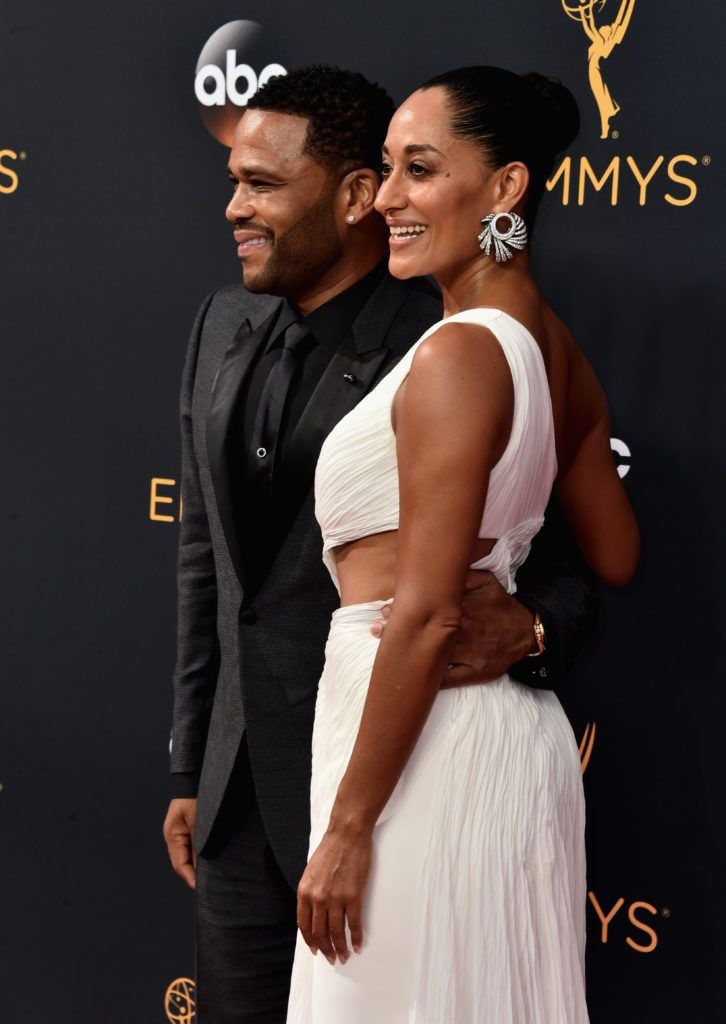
top-left (338, 167), bottom-right (380, 223)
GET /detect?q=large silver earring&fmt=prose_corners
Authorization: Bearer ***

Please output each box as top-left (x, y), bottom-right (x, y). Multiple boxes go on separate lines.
top-left (477, 211), bottom-right (527, 262)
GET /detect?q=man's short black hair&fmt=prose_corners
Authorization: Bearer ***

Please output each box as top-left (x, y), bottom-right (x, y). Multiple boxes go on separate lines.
top-left (247, 65), bottom-right (394, 176)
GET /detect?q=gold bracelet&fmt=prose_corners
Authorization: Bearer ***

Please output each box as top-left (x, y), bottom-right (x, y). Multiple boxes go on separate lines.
top-left (527, 613), bottom-right (546, 657)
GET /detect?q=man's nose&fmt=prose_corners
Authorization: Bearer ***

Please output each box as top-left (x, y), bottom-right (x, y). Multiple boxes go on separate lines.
top-left (226, 186), bottom-right (255, 223)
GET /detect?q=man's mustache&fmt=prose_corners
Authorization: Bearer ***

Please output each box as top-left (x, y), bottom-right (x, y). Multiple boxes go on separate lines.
top-left (233, 220), bottom-right (274, 239)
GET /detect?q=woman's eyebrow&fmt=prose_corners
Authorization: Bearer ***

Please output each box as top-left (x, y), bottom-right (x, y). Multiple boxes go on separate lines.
top-left (381, 143), bottom-right (444, 156)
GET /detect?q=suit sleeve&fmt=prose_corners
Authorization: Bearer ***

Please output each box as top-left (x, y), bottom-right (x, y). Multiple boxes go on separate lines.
top-left (169, 293), bottom-right (219, 795)
top-left (508, 498), bottom-right (598, 690)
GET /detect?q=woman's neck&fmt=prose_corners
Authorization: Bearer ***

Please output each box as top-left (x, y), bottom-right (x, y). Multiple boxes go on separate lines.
top-left (437, 252), bottom-right (532, 317)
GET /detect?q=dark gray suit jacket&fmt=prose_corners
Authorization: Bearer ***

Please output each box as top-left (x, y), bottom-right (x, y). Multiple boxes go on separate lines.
top-left (170, 273), bottom-right (444, 887)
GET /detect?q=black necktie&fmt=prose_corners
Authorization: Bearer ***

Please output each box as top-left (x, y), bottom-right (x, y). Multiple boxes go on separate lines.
top-left (248, 320), bottom-right (309, 494)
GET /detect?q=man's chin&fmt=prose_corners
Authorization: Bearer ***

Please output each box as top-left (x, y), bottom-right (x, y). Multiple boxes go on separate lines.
top-left (241, 265), bottom-right (302, 299)
top-left (240, 262), bottom-right (272, 294)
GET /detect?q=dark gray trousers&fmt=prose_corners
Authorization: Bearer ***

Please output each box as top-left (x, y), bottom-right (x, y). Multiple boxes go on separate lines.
top-left (196, 740), bottom-right (298, 1024)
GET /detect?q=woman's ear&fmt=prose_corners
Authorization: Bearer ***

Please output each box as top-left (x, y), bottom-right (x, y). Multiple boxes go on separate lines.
top-left (494, 161), bottom-right (529, 212)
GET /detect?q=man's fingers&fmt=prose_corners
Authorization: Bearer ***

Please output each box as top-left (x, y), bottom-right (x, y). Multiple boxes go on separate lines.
top-left (441, 663), bottom-right (475, 689)
top-left (370, 603), bottom-right (392, 638)
top-left (463, 568), bottom-right (496, 591)
top-left (163, 800), bottom-right (198, 888)
top-left (167, 832), bottom-right (196, 890)
top-left (176, 862), bottom-right (197, 889)
top-left (346, 901), bottom-right (364, 954)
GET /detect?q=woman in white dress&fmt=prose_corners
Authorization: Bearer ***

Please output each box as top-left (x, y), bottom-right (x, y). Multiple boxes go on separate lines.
top-left (287, 66), bottom-right (639, 1023)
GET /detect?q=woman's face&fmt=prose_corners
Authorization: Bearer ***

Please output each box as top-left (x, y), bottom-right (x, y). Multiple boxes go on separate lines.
top-left (374, 87), bottom-right (499, 282)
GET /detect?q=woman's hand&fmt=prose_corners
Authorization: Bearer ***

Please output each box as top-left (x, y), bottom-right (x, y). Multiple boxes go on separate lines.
top-left (296, 826), bottom-right (373, 965)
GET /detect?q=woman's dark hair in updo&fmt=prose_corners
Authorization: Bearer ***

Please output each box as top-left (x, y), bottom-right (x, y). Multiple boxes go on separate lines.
top-left (421, 66), bottom-right (579, 227)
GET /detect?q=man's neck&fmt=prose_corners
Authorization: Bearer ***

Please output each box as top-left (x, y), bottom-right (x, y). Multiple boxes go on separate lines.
top-left (293, 243), bottom-right (388, 316)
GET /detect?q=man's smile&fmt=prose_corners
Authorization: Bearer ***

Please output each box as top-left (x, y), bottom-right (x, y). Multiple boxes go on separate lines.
top-left (233, 229), bottom-right (273, 258)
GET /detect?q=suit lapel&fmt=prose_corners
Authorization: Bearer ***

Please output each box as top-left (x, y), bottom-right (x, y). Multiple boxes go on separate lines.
top-left (206, 302), bottom-right (282, 591)
top-left (284, 346), bottom-right (387, 477)
top-left (284, 275), bottom-right (414, 498)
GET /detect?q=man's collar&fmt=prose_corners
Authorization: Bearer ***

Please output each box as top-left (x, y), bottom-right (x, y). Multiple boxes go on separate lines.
top-left (304, 261), bottom-right (387, 354)
top-left (264, 260), bottom-right (388, 356)
top-left (262, 300), bottom-right (300, 353)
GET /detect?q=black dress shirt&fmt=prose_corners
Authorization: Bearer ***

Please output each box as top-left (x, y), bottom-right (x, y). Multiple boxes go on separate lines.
top-left (229, 262), bottom-right (387, 595)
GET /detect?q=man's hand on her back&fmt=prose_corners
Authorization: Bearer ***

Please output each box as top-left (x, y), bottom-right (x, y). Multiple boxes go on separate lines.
top-left (163, 798), bottom-right (198, 890)
top-left (371, 570), bottom-right (535, 687)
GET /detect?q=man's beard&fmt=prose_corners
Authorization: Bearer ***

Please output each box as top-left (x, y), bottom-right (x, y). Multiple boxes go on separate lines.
top-left (242, 185), bottom-right (343, 300)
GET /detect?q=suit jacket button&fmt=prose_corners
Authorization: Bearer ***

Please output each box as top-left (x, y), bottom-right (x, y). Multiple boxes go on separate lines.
top-left (240, 609), bottom-right (257, 624)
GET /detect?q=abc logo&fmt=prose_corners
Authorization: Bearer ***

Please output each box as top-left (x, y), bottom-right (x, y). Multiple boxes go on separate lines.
top-left (610, 437), bottom-right (632, 479)
top-left (194, 21), bottom-right (287, 146)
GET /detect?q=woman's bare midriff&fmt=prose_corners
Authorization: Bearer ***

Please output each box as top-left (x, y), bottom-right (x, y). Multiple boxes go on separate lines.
top-left (334, 532), bottom-right (497, 607)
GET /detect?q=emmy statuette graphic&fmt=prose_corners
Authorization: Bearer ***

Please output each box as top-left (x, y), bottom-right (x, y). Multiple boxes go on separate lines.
top-left (562, 0), bottom-right (637, 139)
top-left (165, 978), bottom-right (196, 1023)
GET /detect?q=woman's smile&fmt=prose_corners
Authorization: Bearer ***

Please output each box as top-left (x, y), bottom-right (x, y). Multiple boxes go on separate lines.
top-left (387, 221), bottom-right (429, 248)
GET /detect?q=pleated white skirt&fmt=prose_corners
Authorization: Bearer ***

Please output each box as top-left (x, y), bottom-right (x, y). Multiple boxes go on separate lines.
top-left (287, 601), bottom-right (589, 1024)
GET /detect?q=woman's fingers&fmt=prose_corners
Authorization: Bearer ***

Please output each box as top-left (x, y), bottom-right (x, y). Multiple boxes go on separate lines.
top-left (346, 899), bottom-right (364, 954)
top-left (298, 892), bottom-right (363, 965)
top-left (297, 834), bottom-right (372, 965)
top-left (311, 899), bottom-right (336, 964)
top-left (328, 904), bottom-right (350, 963)
top-left (296, 892), bottom-right (316, 955)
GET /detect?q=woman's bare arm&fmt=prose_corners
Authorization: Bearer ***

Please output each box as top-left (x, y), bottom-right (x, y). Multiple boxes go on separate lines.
top-left (295, 322), bottom-right (513, 962)
top-left (335, 323), bottom-right (513, 824)
top-left (555, 356), bottom-right (640, 587)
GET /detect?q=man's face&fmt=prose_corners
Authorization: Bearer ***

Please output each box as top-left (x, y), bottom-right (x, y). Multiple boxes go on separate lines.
top-left (226, 110), bottom-right (344, 299)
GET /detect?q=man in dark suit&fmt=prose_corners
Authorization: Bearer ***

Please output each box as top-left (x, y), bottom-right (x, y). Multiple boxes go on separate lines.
top-left (163, 66), bottom-right (594, 1024)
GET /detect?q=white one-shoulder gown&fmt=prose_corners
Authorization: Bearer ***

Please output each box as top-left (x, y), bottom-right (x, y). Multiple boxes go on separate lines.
top-left (286, 309), bottom-right (589, 1023)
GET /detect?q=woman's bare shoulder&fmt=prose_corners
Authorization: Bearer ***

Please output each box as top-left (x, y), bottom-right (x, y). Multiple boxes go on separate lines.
top-left (411, 319), bottom-right (511, 379)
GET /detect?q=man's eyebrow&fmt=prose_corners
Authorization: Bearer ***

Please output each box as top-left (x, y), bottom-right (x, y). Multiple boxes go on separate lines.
top-left (226, 163), bottom-right (284, 178)
top-left (381, 144), bottom-right (444, 157)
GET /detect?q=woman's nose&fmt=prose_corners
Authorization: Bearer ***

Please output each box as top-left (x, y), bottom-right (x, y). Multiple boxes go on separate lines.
top-left (374, 174), bottom-right (406, 215)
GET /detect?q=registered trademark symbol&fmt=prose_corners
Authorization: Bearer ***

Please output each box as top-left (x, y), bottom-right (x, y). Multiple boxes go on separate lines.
top-left (611, 130), bottom-right (619, 140)
top-left (661, 907), bottom-right (671, 918)
top-left (702, 155), bottom-right (711, 166)
top-left (19, 151), bottom-right (27, 160)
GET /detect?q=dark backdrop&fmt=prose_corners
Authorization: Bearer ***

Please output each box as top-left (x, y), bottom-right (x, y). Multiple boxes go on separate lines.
top-left (1, 1), bottom-right (724, 1021)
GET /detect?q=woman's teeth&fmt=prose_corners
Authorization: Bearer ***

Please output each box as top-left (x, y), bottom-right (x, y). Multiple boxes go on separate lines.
top-left (390, 225), bottom-right (428, 236)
